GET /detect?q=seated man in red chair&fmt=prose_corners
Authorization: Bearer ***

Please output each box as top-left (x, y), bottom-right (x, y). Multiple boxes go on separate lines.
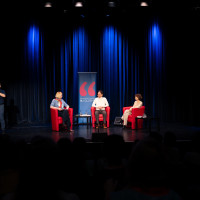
top-left (92, 90), bottom-right (109, 128)
top-left (50, 91), bottom-right (73, 132)
top-left (121, 93), bottom-right (143, 128)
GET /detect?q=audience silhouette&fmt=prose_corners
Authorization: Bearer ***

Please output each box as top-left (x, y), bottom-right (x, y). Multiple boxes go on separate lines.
top-left (0, 131), bottom-right (199, 200)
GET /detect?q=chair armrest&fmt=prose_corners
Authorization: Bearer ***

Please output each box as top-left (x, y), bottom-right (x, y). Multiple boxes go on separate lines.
top-left (50, 108), bottom-right (58, 116)
top-left (105, 106), bottom-right (110, 112)
top-left (67, 108), bottom-right (73, 116)
top-left (91, 107), bottom-right (96, 117)
top-left (131, 107), bottom-right (145, 117)
top-left (105, 106), bottom-right (110, 116)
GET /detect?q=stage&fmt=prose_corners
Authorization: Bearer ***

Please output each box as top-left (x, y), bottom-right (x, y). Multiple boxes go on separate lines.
top-left (3, 122), bottom-right (200, 144)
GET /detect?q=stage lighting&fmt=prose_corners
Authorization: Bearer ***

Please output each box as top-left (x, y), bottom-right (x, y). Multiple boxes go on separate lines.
top-left (107, 0), bottom-right (120, 8)
top-left (75, 1), bottom-right (83, 7)
top-left (108, 2), bottom-right (116, 7)
top-left (140, 2), bottom-right (148, 6)
top-left (44, 2), bottom-right (52, 7)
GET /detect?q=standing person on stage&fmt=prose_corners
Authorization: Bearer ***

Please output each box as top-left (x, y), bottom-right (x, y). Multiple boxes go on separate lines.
top-left (92, 90), bottom-right (109, 129)
top-left (0, 82), bottom-right (6, 134)
top-left (50, 91), bottom-right (73, 132)
top-left (121, 93), bottom-right (143, 128)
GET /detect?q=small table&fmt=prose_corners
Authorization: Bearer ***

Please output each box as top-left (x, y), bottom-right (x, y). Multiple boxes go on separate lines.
top-left (74, 114), bottom-right (92, 128)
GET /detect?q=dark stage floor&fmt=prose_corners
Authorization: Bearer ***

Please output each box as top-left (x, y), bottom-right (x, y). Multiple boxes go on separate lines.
top-left (2, 121), bottom-right (200, 144)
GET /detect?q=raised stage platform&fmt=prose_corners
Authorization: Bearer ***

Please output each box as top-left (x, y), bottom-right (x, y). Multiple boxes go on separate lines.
top-left (2, 122), bottom-right (200, 144)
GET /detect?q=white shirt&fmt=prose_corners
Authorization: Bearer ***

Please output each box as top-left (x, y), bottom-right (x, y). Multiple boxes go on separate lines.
top-left (132, 100), bottom-right (143, 108)
top-left (92, 97), bottom-right (109, 110)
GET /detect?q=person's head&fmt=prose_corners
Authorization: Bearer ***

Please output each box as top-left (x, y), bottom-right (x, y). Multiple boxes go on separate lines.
top-left (55, 91), bottom-right (62, 99)
top-left (135, 93), bottom-right (142, 101)
top-left (97, 90), bottom-right (103, 98)
top-left (103, 134), bottom-right (125, 166)
top-left (149, 131), bottom-right (163, 143)
top-left (128, 137), bottom-right (166, 187)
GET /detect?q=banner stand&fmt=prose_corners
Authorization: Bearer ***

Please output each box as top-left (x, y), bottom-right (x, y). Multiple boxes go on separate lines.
top-left (78, 72), bottom-right (97, 123)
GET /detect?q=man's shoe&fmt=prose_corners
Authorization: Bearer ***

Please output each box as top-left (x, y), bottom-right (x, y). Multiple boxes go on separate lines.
top-left (96, 124), bottom-right (99, 129)
top-left (60, 124), bottom-right (66, 131)
top-left (103, 124), bottom-right (107, 129)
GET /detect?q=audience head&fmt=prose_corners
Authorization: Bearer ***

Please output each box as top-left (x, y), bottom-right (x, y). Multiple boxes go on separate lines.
top-left (128, 137), bottom-right (166, 187)
top-left (103, 134), bottom-right (125, 166)
top-left (14, 136), bottom-right (60, 200)
top-left (72, 137), bottom-right (87, 166)
top-left (149, 131), bottom-right (163, 143)
top-left (0, 134), bottom-right (18, 171)
top-left (57, 137), bottom-right (72, 155)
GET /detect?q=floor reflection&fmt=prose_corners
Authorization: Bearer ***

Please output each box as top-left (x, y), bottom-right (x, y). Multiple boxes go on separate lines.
top-left (6, 122), bottom-right (198, 144)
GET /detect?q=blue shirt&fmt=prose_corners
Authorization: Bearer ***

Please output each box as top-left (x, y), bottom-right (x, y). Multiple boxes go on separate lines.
top-left (0, 89), bottom-right (6, 105)
top-left (50, 99), bottom-right (69, 109)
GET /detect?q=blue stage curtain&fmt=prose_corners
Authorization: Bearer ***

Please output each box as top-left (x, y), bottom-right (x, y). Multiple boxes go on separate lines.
top-left (145, 21), bottom-right (166, 118)
top-left (55, 25), bottom-right (142, 120)
top-left (5, 21), bottom-right (166, 124)
top-left (8, 24), bottom-right (48, 124)
top-left (24, 25), bottom-right (48, 123)
top-left (57, 23), bottom-right (165, 121)
top-left (100, 26), bottom-right (139, 119)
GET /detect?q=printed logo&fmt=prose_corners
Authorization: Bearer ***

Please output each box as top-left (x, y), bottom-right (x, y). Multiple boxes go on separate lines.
top-left (80, 82), bottom-right (87, 96)
top-left (79, 81), bottom-right (96, 96)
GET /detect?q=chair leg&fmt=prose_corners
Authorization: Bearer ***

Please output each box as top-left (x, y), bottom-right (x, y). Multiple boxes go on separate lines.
top-left (135, 118), bottom-right (138, 130)
top-left (92, 122), bottom-right (95, 128)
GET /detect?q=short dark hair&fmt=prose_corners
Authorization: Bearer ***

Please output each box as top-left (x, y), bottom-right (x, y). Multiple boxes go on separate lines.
top-left (135, 93), bottom-right (142, 100)
top-left (98, 90), bottom-right (103, 95)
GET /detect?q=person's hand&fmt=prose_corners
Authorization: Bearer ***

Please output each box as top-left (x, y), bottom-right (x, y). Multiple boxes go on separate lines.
top-left (58, 108), bottom-right (62, 111)
top-left (66, 106), bottom-right (69, 110)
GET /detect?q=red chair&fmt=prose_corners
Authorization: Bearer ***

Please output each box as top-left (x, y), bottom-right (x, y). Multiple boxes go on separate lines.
top-left (50, 108), bottom-right (73, 131)
top-left (91, 107), bottom-right (110, 128)
top-left (123, 106), bottom-right (145, 129)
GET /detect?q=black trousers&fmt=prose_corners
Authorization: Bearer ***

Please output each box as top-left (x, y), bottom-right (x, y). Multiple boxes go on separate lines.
top-left (0, 104), bottom-right (5, 130)
top-left (58, 110), bottom-right (71, 129)
top-left (95, 110), bottom-right (107, 124)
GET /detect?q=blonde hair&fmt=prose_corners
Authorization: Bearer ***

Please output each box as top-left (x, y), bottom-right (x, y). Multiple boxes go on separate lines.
top-left (55, 92), bottom-right (62, 98)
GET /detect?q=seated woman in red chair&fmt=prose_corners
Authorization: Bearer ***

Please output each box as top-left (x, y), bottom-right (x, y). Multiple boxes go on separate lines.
top-left (121, 93), bottom-right (143, 128)
top-left (50, 91), bottom-right (73, 132)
